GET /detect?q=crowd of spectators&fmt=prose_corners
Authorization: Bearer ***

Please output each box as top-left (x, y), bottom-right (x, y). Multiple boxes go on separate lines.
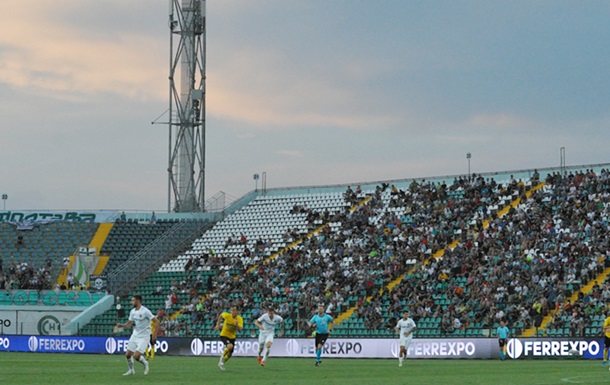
top-left (0, 259), bottom-right (54, 291)
top-left (4, 167), bottom-right (609, 339)
top-left (382, 169), bottom-right (610, 336)
top-left (155, 173), bottom-right (532, 336)
top-left (160, 168), bottom-right (610, 338)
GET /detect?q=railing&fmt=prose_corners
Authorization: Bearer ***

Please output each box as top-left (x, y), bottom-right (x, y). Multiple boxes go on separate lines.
top-left (255, 162), bottom-right (610, 197)
top-left (106, 220), bottom-right (210, 296)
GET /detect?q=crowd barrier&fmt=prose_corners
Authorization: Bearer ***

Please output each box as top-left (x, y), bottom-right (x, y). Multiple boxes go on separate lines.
top-left (0, 336), bottom-right (602, 359)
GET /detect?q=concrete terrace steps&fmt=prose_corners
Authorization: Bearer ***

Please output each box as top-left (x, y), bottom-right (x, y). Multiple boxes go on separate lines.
top-left (89, 223), bottom-right (114, 252)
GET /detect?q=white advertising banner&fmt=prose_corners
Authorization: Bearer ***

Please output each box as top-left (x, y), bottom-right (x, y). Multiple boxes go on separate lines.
top-left (0, 311), bottom-right (82, 336)
top-left (188, 337), bottom-right (498, 359)
top-left (0, 311), bottom-right (17, 334)
top-left (0, 336), bottom-right (602, 359)
top-left (0, 210), bottom-right (118, 223)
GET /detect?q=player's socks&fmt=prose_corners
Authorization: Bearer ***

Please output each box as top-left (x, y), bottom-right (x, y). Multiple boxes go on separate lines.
top-left (222, 347), bottom-right (231, 362)
top-left (262, 346), bottom-right (269, 361)
top-left (138, 355), bottom-right (148, 366)
top-left (316, 349), bottom-right (322, 362)
top-left (127, 357), bottom-right (134, 371)
top-left (147, 345), bottom-right (155, 360)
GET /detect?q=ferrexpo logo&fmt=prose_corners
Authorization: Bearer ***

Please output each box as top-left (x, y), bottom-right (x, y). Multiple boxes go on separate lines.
top-left (399, 341), bottom-right (475, 357)
top-left (506, 339), bottom-right (523, 359)
top-left (105, 338), bottom-right (138, 354)
top-left (106, 338), bottom-right (118, 354)
top-left (391, 341), bottom-right (399, 358)
top-left (285, 339), bottom-right (300, 356)
top-left (507, 338), bottom-right (600, 359)
top-left (28, 336), bottom-right (39, 352)
top-left (191, 338), bottom-right (203, 355)
top-left (0, 337), bottom-right (9, 349)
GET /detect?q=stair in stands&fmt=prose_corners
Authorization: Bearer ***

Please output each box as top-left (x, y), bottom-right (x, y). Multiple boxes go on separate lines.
top-left (520, 266), bottom-right (610, 337)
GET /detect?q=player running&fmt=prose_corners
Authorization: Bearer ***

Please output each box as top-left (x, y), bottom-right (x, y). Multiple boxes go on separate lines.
top-left (395, 310), bottom-right (417, 367)
top-left (214, 305), bottom-right (244, 371)
top-left (116, 295), bottom-right (159, 376)
top-left (145, 317), bottom-right (158, 361)
top-left (255, 307), bottom-right (284, 367)
top-left (602, 312), bottom-right (610, 367)
top-left (309, 304), bottom-right (333, 367)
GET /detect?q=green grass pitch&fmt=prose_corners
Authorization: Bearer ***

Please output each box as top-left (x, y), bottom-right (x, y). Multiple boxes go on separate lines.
top-left (0, 353), bottom-right (608, 385)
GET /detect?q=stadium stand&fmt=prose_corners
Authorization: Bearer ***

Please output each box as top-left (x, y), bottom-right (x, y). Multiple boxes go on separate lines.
top-left (3, 165), bottom-right (610, 340)
top-left (102, 220), bottom-right (184, 273)
top-left (80, 219), bottom-right (213, 335)
top-left (0, 221), bottom-right (98, 290)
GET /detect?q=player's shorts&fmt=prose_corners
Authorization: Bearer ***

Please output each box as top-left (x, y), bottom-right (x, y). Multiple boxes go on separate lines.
top-left (315, 332), bottom-right (329, 347)
top-left (498, 338), bottom-right (507, 348)
top-left (604, 336), bottom-right (610, 349)
top-left (127, 335), bottom-right (149, 354)
top-left (258, 331), bottom-right (275, 345)
top-left (399, 335), bottom-right (413, 348)
top-left (220, 336), bottom-right (236, 348)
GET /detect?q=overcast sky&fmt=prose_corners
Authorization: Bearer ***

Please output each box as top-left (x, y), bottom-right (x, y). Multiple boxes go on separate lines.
top-left (1, 1), bottom-right (609, 211)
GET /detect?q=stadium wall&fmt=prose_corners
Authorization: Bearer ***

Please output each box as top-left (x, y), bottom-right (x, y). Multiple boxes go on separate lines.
top-left (0, 336), bottom-right (601, 360)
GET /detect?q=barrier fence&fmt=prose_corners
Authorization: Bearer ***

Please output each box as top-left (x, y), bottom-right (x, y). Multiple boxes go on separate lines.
top-left (0, 336), bottom-right (602, 360)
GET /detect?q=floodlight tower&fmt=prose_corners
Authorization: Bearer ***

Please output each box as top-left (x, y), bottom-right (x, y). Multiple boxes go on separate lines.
top-left (167, 0), bottom-right (206, 212)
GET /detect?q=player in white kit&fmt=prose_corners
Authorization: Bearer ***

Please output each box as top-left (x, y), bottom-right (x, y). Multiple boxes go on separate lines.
top-left (254, 308), bottom-right (284, 366)
top-left (395, 310), bottom-right (417, 367)
top-left (116, 295), bottom-right (159, 376)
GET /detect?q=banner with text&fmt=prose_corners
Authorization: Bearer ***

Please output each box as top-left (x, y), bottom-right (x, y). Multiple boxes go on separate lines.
top-left (0, 336), bottom-right (602, 359)
top-left (0, 310), bottom-right (82, 335)
top-left (0, 211), bottom-right (119, 223)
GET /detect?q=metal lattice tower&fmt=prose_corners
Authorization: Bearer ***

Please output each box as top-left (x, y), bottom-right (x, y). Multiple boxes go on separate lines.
top-left (167, 0), bottom-right (206, 212)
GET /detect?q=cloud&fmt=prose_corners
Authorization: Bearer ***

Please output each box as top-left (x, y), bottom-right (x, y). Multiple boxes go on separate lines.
top-left (468, 113), bottom-right (530, 130)
top-left (0, 1), bottom-right (166, 102)
top-left (206, 44), bottom-right (404, 131)
top-left (276, 150), bottom-right (303, 158)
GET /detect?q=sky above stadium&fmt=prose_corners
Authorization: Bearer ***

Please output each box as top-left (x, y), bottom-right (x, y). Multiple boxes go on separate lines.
top-left (1, 0), bottom-right (609, 211)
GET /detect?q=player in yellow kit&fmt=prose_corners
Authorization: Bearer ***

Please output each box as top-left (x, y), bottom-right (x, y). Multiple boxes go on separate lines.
top-left (145, 318), bottom-right (157, 360)
top-left (214, 305), bottom-right (243, 371)
top-left (602, 313), bottom-right (610, 367)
